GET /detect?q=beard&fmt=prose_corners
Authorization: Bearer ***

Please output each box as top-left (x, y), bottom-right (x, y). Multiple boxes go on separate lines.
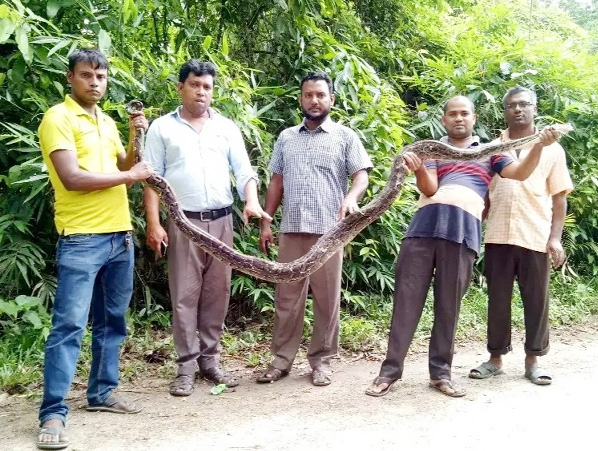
top-left (302, 106), bottom-right (330, 122)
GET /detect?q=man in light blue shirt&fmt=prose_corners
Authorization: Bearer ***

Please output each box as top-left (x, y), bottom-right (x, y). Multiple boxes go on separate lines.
top-left (144, 60), bottom-right (269, 396)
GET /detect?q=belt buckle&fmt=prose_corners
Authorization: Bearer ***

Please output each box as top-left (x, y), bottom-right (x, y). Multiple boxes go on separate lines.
top-left (200, 211), bottom-right (212, 222)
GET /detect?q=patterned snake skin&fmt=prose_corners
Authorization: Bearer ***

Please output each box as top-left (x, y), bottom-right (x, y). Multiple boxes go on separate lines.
top-left (127, 100), bottom-right (572, 283)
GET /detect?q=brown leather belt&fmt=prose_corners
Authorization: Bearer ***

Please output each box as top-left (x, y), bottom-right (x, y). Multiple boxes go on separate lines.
top-left (183, 206), bottom-right (232, 222)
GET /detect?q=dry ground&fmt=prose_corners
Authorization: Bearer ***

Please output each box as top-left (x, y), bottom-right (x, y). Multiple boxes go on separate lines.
top-left (1, 321), bottom-right (596, 451)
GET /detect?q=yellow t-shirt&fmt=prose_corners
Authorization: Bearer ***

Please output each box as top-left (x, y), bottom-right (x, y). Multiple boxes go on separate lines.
top-left (38, 95), bottom-right (133, 235)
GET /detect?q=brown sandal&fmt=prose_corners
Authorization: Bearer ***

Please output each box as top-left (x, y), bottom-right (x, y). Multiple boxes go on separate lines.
top-left (365, 376), bottom-right (398, 397)
top-left (169, 374), bottom-right (195, 396)
top-left (256, 366), bottom-right (289, 383)
top-left (429, 379), bottom-right (466, 398)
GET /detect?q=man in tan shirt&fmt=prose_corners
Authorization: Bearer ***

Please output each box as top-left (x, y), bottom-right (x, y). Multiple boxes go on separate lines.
top-left (470, 86), bottom-right (573, 385)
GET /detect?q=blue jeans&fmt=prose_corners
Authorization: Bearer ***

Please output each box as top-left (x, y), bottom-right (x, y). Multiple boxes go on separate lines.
top-left (39, 232), bottom-right (134, 426)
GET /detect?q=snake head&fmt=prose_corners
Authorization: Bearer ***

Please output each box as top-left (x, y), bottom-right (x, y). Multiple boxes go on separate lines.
top-left (125, 100), bottom-right (144, 115)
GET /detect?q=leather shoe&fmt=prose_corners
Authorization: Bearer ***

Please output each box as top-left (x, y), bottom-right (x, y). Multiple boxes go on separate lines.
top-left (201, 367), bottom-right (239, 387)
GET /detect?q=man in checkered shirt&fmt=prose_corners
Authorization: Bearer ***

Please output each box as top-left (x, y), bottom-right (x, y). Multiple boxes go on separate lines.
top-left (469, 86), bottom-right (573, 385)
top-left (257, 72), bottom-right (373, 387)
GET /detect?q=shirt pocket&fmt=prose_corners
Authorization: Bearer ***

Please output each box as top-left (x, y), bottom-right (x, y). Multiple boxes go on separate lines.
top-left (311, 144), bottom-right (343, 173)
top-left (203, 133), bottom-right (228, 156)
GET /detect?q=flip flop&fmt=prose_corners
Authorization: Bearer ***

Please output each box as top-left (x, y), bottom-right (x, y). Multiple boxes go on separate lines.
top-left (525, 364), bottom-right (552, 386)
top-left (86, 394), bottom-right (142, 414)
top-left (469, 361), bottom-right (504, 379)
top-left (429, 379), bottom-right (466, 398)
top-left (37, 425), bottom-right (69, 450)
top-left (365, 376), bottom-right (398, 397)
top-left (256, 366), bottom-right (289, 383)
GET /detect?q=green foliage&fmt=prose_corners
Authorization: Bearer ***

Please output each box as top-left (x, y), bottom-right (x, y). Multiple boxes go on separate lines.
top-left (0, 295), bottom-right (50, 393)
top-left (1, 0), bottom-right (598, 393)
top-left (339, 313), bottom-right (381, 352)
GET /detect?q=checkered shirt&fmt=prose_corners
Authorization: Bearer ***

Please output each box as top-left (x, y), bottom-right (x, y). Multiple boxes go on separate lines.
top-left (484, 129), bottom-right (574, 253)
top-left (270, 117), bottom-right (372, 234)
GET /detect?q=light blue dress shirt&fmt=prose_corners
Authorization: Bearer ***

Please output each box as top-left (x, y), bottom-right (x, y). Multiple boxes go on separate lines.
top-left (145, 107), bottom-right (257, 211)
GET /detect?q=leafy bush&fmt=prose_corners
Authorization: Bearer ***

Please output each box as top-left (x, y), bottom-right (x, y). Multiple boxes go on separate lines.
top-left (1, 0), bottom-right (598, 393)
top-left (0, 295), bottom-right (50, 393)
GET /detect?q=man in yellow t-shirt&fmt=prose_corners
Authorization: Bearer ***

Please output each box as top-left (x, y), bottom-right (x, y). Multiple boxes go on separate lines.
top-left (36, 49), bottom-right (152, 451)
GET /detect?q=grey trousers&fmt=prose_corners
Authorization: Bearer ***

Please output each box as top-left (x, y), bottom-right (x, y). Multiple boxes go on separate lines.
top-left (271, 233), bottom-right (343, 372)
top-left (167, 215), bottom-right (233, 376)
top-left (379, 237), bottom-right (475, 381)
top-left (485, 243), bottom-right (551, 357)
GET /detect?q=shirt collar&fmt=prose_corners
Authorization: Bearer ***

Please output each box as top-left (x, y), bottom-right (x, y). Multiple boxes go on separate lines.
top-left (173, 106), bottom-right (214, 120)
top-left (439, 135), bottom-right (480, 148)
top-left (299, 116), bottom-right (334, 133)
top-left (64, 94), bottom-right (102, 118)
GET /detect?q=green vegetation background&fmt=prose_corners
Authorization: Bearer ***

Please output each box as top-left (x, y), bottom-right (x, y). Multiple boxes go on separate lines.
top-left (1, 0), bottom-right (597, 393)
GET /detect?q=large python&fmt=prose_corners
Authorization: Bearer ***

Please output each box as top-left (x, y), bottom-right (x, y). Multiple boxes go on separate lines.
top-left (127, 100), bottom-right (572, 283)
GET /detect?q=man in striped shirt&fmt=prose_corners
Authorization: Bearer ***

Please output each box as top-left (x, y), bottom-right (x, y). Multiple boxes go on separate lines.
top-left (366, 95), bottom-right (560, 398)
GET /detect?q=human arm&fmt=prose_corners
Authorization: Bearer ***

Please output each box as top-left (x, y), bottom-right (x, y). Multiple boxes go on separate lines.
top-left (338, 169), bottom-right (369, 221)
top-left (117, 111), bottom-right (148, 171)
top-left (499, 127), bottom-right (560, 181)
top-left (49, 149), bottom-right (152, 191)
top-left (547, 191), bottom-right (568, 268)
top-left (403, 152), bottom-right (438, 197)
top-left (144, 186), bottom-right (168, 256)
top-left (242, 179), bottom-right (272, 224)
top-left (481, 191), bottom-right (490, 222)
top-left (259, 173), bottom-right (284, 254)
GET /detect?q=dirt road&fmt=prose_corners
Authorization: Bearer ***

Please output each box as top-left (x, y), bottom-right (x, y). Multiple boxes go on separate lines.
top-left (1, 322), bottom-right (596, 451)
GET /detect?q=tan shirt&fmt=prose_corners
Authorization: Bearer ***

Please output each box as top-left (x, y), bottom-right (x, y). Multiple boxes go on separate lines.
top-left (484, 129), bottom-right (573, 253)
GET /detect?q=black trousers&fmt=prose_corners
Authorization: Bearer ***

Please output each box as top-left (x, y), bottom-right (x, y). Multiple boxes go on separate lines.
top-left (485, 244), bottom-right (550, 357)
top-left (379, 237), bottom-right (475, 381)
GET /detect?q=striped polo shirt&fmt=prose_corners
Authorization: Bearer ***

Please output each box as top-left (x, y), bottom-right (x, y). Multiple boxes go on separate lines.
top-left (405, 137), bottom-right (513, 254)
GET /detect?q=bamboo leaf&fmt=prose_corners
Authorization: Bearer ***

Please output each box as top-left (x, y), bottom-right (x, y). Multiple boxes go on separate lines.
top-left (203, 35), bottom-right (212, 50)
top-left (15, 25), bottom-right (33, 63)
top-left (0, 17), bottom-right (16, 43)
top-left (98, 29), bottom-right (111, 54)
top-left (46, 0), bottom-right (61, 18)
top-left (47, 38), bottom-right (72, 58)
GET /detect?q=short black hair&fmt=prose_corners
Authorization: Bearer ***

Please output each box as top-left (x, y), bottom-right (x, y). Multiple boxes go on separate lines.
top-left (300, 72), bottom-right (333, 95)
top-left (179, 59), bottom-right (217, 84)
top-left (503, 86), bottom-right (537, 108)
top-left (443, 95), bottom-right (475, 113)
top-left (68, 49), bottom-right (109, 72)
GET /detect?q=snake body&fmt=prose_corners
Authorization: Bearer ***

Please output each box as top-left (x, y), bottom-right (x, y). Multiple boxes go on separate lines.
top-left (127, 101), bottom-right (572, 283)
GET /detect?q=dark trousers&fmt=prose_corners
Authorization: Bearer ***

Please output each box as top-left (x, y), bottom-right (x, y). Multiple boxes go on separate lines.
top-left (379, 237), bottom-right (475, 381)
top-left (485, 244), bottom-right (550, 357)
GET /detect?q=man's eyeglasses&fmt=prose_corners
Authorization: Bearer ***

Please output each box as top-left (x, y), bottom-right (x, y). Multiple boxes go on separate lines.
top-left (505, 101), bottom-right (535, 110)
